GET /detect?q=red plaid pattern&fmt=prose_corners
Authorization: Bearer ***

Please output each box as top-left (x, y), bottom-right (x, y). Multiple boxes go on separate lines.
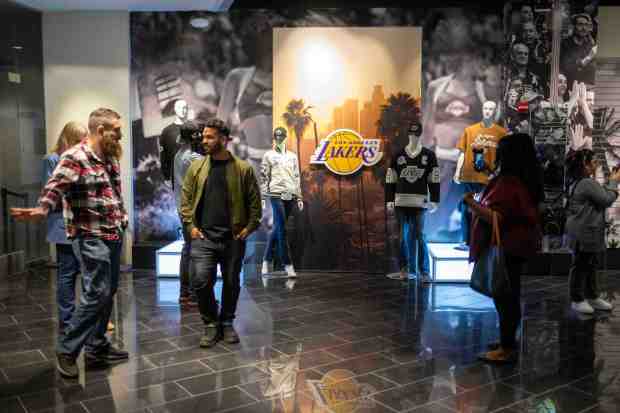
top-left (39, 141), bottom-right (128, 240)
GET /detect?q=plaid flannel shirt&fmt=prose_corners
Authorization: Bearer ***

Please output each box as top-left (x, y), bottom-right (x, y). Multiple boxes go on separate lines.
top-left (39, 141), bottom-right (128, 241)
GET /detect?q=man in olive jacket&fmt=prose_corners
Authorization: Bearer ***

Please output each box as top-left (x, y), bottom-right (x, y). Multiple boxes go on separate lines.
top-left (181, 118), bottom-right (261, 348)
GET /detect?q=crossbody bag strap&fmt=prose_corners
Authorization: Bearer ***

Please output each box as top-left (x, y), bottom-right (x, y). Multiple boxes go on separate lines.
top-left (491, 210), bottom-right (502, 246)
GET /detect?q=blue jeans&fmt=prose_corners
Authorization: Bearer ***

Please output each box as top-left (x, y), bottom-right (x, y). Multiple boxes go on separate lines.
top-left (57, 238), bottom-right (122, 357)
top-left (55, 243), bottom-right (80, 330)
top-left (191, 237), bottom-right (246, 325)
top-left (263, 198), bottom-right (294, 266)
top-left (179, 220), bottom-right (196, 300)
top-left (460, 182), bottom-right (486, 244)
top-left (397, 208), bottom-right (429, 276)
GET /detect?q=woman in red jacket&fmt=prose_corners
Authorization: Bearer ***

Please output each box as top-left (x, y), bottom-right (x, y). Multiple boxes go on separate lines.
top-left (464, 133), bottom-right (544, 363)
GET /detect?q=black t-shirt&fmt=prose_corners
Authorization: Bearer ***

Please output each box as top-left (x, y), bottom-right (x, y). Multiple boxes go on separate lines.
top-left (199, 159), bottom-right (232, 240)
top-left (159, 123), bottom-right (182, 181)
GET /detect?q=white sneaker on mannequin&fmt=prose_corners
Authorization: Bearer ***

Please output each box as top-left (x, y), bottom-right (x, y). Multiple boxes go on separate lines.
top-left (589, 298), bottom-right (613, 311)
top-left (261, 261), bottom-right (271, 275)
top-left (572, 301), bottom-right (595, 314)
top-left (285, 264), bottom-right (297, 278)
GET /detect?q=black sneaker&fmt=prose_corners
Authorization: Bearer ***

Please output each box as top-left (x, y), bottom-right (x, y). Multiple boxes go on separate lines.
top-left (200, 324), bottom-right (221, 348)
top-left (222, 324), bottom-right (240, 344)
top-left (56, 353), bottom-right (78, 378)
top-left (89, 345), bottom-right (129, 362)
top-left (84, 352), bottom-right (108, 368)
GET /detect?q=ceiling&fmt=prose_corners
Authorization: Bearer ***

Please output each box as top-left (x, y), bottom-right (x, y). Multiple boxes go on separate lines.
top-left (10, 0), bottom-right (234, 11)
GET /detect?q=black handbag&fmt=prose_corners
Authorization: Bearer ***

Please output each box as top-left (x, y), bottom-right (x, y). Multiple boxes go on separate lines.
top-left (470, 211), bottom-right (512, 298)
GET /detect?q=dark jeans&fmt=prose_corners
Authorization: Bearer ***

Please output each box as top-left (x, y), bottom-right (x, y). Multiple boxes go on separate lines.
top-left (492, 254), bottom-right (524, 350)
top-left (263, 198), bottom-right (294, 266)
top-left (55, 243), bottom-right (81, 330)
top-left (459, 182), bottom-right (486, 244)
top-left (191, 237), bottom-right (246, 325)
top-left (397, 208), bottom-right (429, 276)
top-left (569, 247), bottom-right (599, 302)
top-left (179, 222), bottom-right (196, 300)
top-left (58, 238), bottom-right (122, 357)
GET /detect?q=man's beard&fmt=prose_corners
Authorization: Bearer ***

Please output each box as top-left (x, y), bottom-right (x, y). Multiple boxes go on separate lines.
top-left (102, 136), bottom-right (122, 160)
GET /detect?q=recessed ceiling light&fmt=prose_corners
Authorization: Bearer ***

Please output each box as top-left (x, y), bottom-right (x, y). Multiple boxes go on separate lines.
top-left (190, 17), bottom-right (210, 29)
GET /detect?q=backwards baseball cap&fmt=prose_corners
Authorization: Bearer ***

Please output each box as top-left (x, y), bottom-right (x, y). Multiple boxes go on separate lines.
top-left (274, 127), bottom-right (287, 139)
top-left (408, 120), bottom-right (423, 136)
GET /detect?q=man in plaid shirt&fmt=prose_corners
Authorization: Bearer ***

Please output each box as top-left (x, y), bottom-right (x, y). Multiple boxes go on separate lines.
top-left (12, 108), bottom-right (129, 378)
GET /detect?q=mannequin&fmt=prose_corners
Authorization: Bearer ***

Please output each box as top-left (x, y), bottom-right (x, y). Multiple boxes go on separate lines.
top-left (386, 120), bottom-right (440, 282)
top-left (454, 100), bottom-right (506, 250)
top-left (159, 99), bottom-right (189, 185)
top-left (260, 127), bottom-right (304, 278)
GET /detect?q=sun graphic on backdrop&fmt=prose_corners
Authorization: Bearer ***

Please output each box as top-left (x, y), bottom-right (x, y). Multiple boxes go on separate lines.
top-left (298, 41), bottom-right (346, 118)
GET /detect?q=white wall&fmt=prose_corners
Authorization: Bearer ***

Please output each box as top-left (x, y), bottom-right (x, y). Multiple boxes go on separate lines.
top-left (43, 11), bottom-right (133, 264)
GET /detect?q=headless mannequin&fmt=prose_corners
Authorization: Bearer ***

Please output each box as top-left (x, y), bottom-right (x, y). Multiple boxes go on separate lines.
top-left (454, 100), bottom-right (498, 183)
top-left (386, 121), bottom-right (438, 282)
top-left (261, 127), bottom-right (303, 277)
top-left (387, 131), bottom-right (438, 213)
top-left (454, 100), bottom-right (504, 250)
top-left (160, 99), bottom-right (190, 186)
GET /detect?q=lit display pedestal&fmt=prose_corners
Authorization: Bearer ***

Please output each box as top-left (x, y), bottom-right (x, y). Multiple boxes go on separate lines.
top-left (428, 243), bottom-right (473, 283)
top-left (156, 240), bottom-right (223, 278)
top-left (156, 240), bottom-right (184, 277)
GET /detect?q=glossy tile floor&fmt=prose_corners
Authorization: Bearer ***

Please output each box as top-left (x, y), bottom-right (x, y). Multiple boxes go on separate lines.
top-left (0, 266), bottom-right (619, 413)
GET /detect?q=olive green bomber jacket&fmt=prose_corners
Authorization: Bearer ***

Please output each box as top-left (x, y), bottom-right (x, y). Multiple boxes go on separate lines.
top-left (180, 153), bottom-right (262, 237)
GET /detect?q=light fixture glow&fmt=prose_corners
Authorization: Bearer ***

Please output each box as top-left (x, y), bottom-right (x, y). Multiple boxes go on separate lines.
top-left (190, 17), bottom-right (210, 29)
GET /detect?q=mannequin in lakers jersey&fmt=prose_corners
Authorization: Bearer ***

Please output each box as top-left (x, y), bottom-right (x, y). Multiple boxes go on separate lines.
top-left (386, 120), bottom-right (440, 282)
top-left (454, 100), bottom-right (506, 251)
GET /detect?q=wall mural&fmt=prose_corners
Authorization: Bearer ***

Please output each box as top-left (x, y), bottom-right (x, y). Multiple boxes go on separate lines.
top-left (130, 2), bottom-right (598, 271)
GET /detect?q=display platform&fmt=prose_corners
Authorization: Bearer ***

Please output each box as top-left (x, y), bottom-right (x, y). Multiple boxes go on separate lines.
top-left (155, 240), bottom-right (223, 277)
top-left (156, 240), bottom-right (184, 277)
top-left (428, 243), bottom-right (473, 283)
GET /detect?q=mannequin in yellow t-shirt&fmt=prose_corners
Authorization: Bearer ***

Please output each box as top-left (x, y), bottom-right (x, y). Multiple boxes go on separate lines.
top-left (453, 100), bottom-right (507, 251)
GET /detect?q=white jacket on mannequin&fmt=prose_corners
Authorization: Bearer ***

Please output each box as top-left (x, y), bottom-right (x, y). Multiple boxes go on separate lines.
top-left (260, 149), bottom-right (302, 199)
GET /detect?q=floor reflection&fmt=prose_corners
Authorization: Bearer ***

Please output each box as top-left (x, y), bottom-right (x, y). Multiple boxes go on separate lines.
top-left (0, 265), bottom-right (619, 413)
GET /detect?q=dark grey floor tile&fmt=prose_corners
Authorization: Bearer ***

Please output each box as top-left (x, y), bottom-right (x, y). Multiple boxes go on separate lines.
top-left (314, 353), bottom-right (397, 376)
top-left (501, 364), bottom-right (594, 395)
top-left (373, 376), bottom-right (464, 412)
top-left (437, 361), bottom-right (520, 390)
top-left (83, 382), bottom-right (189, 413)
top-left (2, 398), bottom-right (26, 413)
top-left (136, 325), bottom-right (195, 343)
top-left (569, 372), bottom-right (620, 404)
top-left (272, 334), bottom-right (348, 355)
top-left (19, 380), bottom-right (116, 412)
top-left (3, 360), bottom-right (56, 382)
top-left (326, 337), bottom-right (395, 359)
top-left (0, 349), bottom-right (46, 368)
top-left (201, 346), bottom-right (281, 372)
top-left (176, 366), bottom-right (268, 395)
top-left (503, 386), bottom-right (600, 413)
top-left (405, 403), bottom-right (456, 413)
top-left (374, 360), bottom-right (436, 385)
top-left (36, 403), bottom-right (89, 413)
top-left (123, 360), bottom-right (211, 389)
top-left (132, 339), bottom-right (179, 356)
top-left (147, 346), bottom-right (230, 367)
top-left (439, 382), bottom-right (531, 412)
top-left (149, 386), bottom-right (256, 413)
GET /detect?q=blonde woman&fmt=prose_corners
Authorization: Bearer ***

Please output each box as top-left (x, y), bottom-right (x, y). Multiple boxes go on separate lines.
top-left (43, 122), bottom-right (87, 332)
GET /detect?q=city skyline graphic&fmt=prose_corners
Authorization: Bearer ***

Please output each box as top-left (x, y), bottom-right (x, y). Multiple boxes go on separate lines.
top-left (274, 27), bottom-right (422, 141)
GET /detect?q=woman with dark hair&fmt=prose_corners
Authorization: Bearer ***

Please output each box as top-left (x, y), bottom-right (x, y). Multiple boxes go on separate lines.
top-left (464, 133), bottom-right (544, 363)
top-left (564, 149), bottom-right (619, 314)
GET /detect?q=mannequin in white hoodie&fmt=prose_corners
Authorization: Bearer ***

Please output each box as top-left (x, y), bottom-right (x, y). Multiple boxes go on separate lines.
top-left (260, 127), bottom-right (304, 277)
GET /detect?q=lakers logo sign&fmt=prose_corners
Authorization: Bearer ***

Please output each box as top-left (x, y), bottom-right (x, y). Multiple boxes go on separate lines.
top-left (310, 129), bottom-right (383, 175)
top-left (307, 369), bottom-right (377, 413)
